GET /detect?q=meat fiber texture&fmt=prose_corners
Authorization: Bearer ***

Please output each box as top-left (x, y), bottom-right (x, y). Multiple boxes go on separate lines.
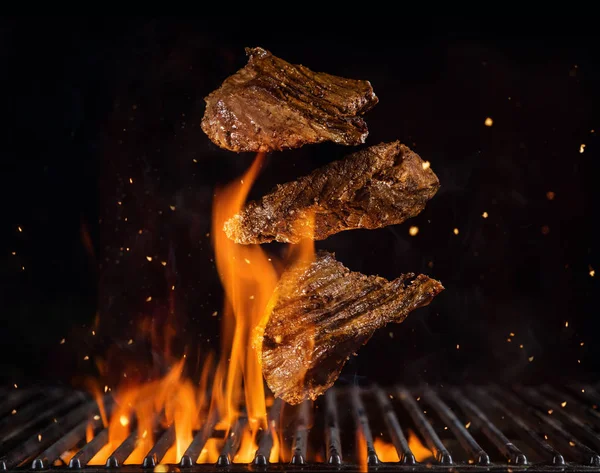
top-left (225, 141), bottom-right (440, 244)
top-left (201, 47), bottom-right (378, 153)
top-left (257, 251), bottom-right (444, 405)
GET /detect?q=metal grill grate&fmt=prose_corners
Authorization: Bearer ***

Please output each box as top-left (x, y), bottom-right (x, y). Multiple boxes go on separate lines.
top-left (2, 384), bottom-right (600, 471)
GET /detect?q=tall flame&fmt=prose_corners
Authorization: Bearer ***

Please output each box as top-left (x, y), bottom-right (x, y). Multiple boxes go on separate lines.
top-left (87, 152), bottom-right (317, 465)
top-left (211, 152), bottom-right (278, 435)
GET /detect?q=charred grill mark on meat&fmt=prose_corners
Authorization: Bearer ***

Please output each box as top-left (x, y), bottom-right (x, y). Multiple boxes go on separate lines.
top-left (201, 47), bottom-right (378, 153)
top-left (225, 141), bottom-right (440, 244)
top-left (258, 251), bottom-right (444, 405)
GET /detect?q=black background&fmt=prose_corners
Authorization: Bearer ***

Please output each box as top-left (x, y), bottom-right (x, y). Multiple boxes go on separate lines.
top-left (1, 17), bottom-right (598, 389)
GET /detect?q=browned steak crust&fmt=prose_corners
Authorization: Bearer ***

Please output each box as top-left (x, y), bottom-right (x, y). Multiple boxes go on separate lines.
top-left (201, 47), bottom-right (378, 153)
top-left (258, 251), bottom-right (443, 405)
top-left (225, 141), bottom-right (440, 244)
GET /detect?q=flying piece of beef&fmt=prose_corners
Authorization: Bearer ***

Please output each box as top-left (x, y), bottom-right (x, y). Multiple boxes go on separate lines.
top-left (225, 141), bottom-right (439, 244)
top-left (256, 251), bottom-right (443, 405)
top-left (201, 47), bottom-right (378, 153)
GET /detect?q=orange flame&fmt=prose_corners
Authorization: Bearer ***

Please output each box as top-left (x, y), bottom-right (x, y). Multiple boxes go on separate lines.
top-left (374, 438), bottom-right (399, 462)
top-left (233, 427), bottom-right (258, 463)
top-left (407, 430), bottom-right (433, 462)
top-left (88, 152), bottom-right (318, 466)
top-left (197, 438), bottom-right (223, 464)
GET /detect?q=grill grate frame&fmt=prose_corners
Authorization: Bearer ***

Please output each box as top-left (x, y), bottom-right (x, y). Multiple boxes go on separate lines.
top-left (1, 384), bottom-right (600, 472)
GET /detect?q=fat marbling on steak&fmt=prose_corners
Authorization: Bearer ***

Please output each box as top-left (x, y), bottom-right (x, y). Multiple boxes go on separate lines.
top-left (256, 251), bottom-right (443, 405)
top-left (225, 141), bottom-right (439, 244)
top-left (201, 47), bottom-right (378, 153)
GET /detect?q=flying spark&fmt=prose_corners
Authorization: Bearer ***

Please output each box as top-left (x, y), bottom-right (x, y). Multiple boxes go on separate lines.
top-left (146, 296), bottom-right (152, 302)
top-left (17, 226), bottom-right (22, 232)
top-left (590, 268), bottom-right (595, 277)
top-left (146, 256), bottom-right (152, 262)
top-left (129, 178), bottom-right (133, 184)
top-left (119, 416), bottom-right (129, 427)
top-left (161, 261), bottom-right (167, 266)
top-left (422, 161), bottom-right (431, 170)
top-left (93, 415), bottom-right (100, 420)
top-left (529, 356), bottom-right (535, 362)
top-left (128, 339), bottom-right (133, 345)
top-left (11, 409), bottom-right (16, 415)
top-left (482, 211), bottom-right (488, 218)
top-left (453, 228), bottom-right (459, 235)
top-left (565, 321), bottom-right (569, 327)
top-left (38, 434), bottom-right (42, 442)
top-left (580, 144), bottom-right (586, 153)
top-left (409, 226), bottom-right (419, 236)
top-left (548, 409), bottom-right (553, 415)
top-left (60, 338), bottom-right (65, 344)
top-left (83, 355), bottom-right (89, 361)
top-left (465, 422), bottom-right (471, 429)
top-left (561, 401), bottom-right (567, 407)
top-left (546, 191), bottom-right (555, 200)
top-left (169, 205), bottom-right (176, 211)
top-left (485, 117), bottom-right (493, 127)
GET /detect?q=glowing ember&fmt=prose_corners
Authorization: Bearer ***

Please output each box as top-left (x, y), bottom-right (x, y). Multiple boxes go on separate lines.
top-left (482, 211), bottom-right (488, 218)
top-left (374, 438), bottom-right (399, 462)
top-left (580, 144), bottom-right (586, 153)
top-left (529, 356), bottom-right (535, 362)
top-left (146, 256), bottom-right (153, 262)
top-left (409, 226), bottom-right (419, 236)
top-left (119, 415), bottom-right (129, 426)
top-left (484, 117), bottom-right (493, 127)
top-left (590, 268), bottom-right (595, 277)
top-left (421, 161), bottom-right (431, 170)
top-left (453, 228), bottom-right (459, 235)
top-left (561, 401), bottom-right (567, 407)
top-left (546, 191), bottom-right (555, 200)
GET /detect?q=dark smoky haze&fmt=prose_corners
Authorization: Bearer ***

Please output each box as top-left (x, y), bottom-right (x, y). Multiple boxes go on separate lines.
top-left (1, 18), bottom-right (598, 388)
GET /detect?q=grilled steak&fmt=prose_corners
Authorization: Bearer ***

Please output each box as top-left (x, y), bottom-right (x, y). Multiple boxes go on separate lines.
top-left (201, 47), bottom-right (378, 153)
top-left (256, 251), bottom-right (443, 405)
top-left (225, 141), bottom-right (439, 244)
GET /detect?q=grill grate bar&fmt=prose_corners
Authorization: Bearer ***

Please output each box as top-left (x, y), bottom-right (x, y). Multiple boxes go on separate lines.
top-left (68, 429), bottom-right (107, 469)
top-left (31, 402), bottom-right (103, 470)
top-left (216, 416), bottom-right (245, 466)
top-left (105, 432), bottom-right (137, 468)
top-left (0, 397), bottom-right (95, 470)
top-left (451, 388), bottom-right (527, 465)
top-left (0, 390), bottom-right (39, 420)
top-left (351, 387), bottom-right (379, 466)
top-left (373, 387), bottom-right (415, 465)
top-left (324, 389), bottom-right (342, 465)
top-left (142, 426), bottom-right (174, 468)
top-left (424, 389), bottom-right (490, 465)
top-left (540, 385), bottom-right (600, 429)
top-left (179, 409), bottom-right (217, 467)
top-left (1, 393), bottom-right (86, 448)
top-left (479, 387), bottom-right (564, 465)
top-left (516, 386), bottom-right (600, 452)
top-left (253, 397), bottom-right (283, 466)
top-left (290, 400), bottom-right (310, 465)
top-left (0, 390), bottom-right (63, 442)
top-left (492, 386), bottom-right (600, 466)
top-left (397, 387), bottom-right (452, 464)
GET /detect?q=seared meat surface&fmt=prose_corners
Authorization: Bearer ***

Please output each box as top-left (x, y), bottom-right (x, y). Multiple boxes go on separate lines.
top-left (225, 141), bottom-right (439, 244)
top-left (201, 47), bottom-right (378, 153)
top-left (257, 251), bottom-right (443, 404)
